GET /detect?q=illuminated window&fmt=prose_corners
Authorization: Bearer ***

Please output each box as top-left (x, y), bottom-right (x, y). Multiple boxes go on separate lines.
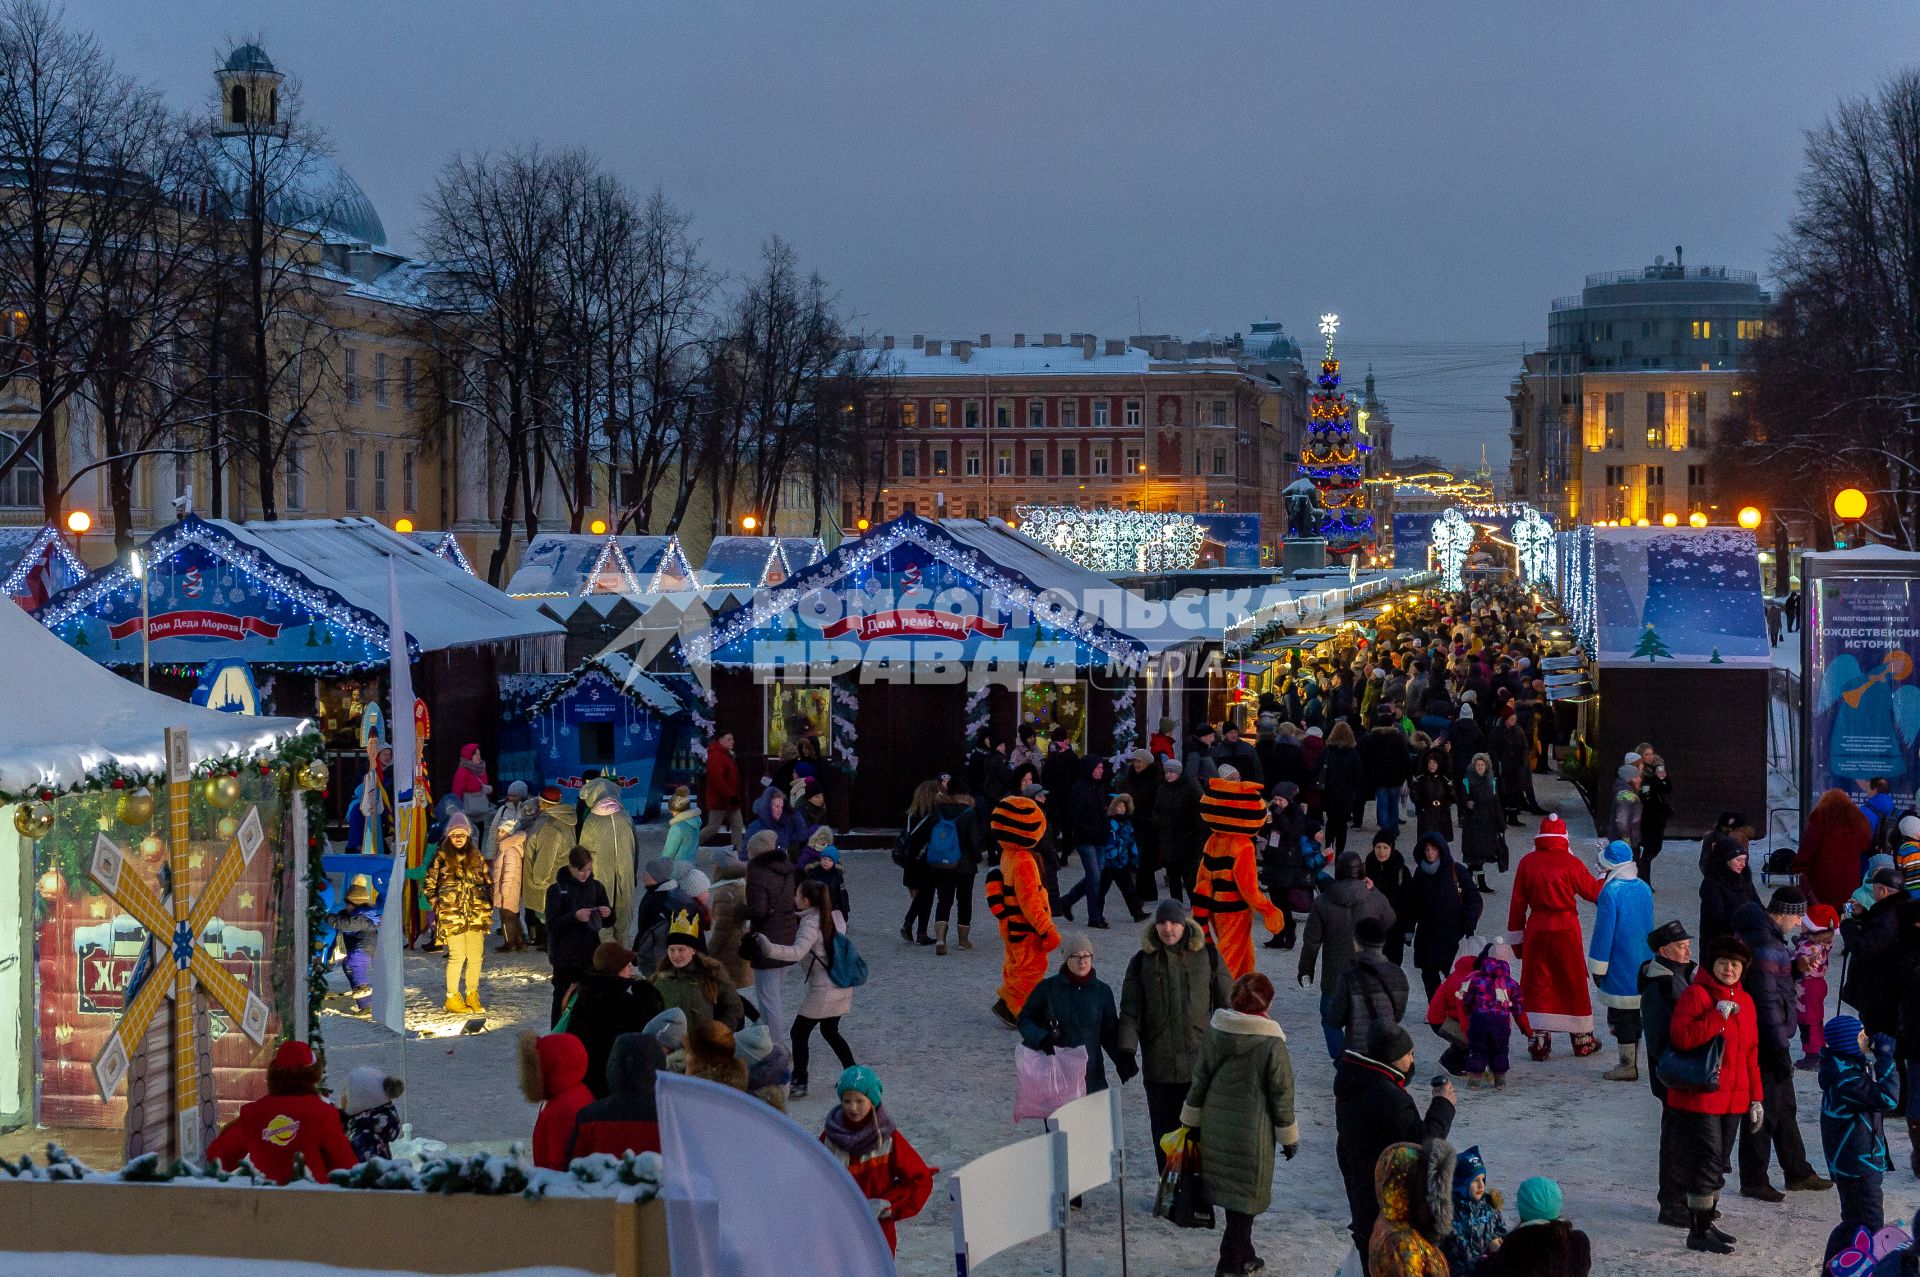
top-left (931, 400), bottom-right (948, 428)
top-left (901, 401), bottom-right (918, 427)
top-left (1645, 392), bottom-right (1666, 447)
top-left (1737, 319), bottom-right (1767, 340)
top-left (1691, 320), bottom-right (1712, 340)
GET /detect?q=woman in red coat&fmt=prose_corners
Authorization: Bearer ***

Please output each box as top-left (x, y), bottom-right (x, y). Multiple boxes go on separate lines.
top-left (518, 1031), bottom-right (594, 1171)
top-left (1793, 788), bottom-right (1873, 911)
top-left (1665, 935), bottom-right (1763, 1255)
top-left (1506, 814), bottom-right (1604, 1060)
top-left (819, 1065), bottom-right (934, 1253)
top-left (207, 1040), bottom-right (357, 1184)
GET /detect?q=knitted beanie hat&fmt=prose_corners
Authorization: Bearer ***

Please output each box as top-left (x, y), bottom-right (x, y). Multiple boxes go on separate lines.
top-left (1516, 1176), bottom-right (1563, 1224)
top-left (1825, 1014), bottom-right (1866, 1058)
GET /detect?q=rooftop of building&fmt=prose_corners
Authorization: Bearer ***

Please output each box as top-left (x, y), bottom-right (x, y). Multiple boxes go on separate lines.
top-left (1552, 253), bottom-right (1770, 312)
top-left (869, 332), bottom-right (1270, 379)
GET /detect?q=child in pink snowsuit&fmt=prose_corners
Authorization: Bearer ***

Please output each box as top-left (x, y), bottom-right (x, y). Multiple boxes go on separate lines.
top-left (1795, 904), bottom-right (1838, 1069)
top-left (1459, 953), bottom-right (1531, 1087)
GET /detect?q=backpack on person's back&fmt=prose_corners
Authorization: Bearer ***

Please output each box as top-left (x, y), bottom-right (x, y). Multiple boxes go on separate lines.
top-left (924, 811), bottom-right (963, 870)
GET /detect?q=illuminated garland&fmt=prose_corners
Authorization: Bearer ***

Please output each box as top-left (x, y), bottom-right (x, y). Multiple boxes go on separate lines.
top-left (685, 514), bottom-right (1148, 673)
top-left (1431, 508), bottom-right (1472, 592)
top-left (586, 538), bottom-right (644, 595)
top-left (1012, 506), bottom-right (1206, 574)
top-left (38, 515), bottom-right (418, 664)
top-left (1300, 314), bottom-right (1374, 554)
top-left (1513, 507), bottom-right (1555, 587)
top-left (830, 678), bottom-right (859, 772)
top-left (1110, 682), bottom-right (1138, 755)
top-left (0, 524), bottom-right (86, 598)
top-left (964, 680), bottom-right (992, 741)
top-left (643, 537), bottom-right (697, 594)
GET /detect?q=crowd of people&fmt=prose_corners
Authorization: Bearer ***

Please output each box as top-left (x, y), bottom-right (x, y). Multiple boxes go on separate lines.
top-left (284, 573), bottom-right (1917, 1275)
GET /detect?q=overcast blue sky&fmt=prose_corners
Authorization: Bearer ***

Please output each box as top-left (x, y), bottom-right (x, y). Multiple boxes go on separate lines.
top-left (84, 0), bottom-right (1920, 470)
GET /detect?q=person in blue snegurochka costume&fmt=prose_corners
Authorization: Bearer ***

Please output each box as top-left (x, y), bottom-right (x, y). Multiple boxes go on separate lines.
top-left (1589, 839), bottom-right (1655, 1083)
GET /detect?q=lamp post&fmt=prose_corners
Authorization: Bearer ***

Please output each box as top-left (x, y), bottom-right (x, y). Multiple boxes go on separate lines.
top-left (129, 549), bottom-right (149, 689)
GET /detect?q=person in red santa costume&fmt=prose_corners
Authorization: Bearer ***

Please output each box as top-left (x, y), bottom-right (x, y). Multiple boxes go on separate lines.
top-left (1506, 813), bottom-right (1605, 1060)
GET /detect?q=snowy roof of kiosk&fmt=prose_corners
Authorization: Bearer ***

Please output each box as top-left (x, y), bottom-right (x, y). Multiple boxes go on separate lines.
top-left (700, 536), bottom-right (791, 589)
top-left (406, 529), bottom-right (476, 576)
top-left (0, 523), bottom-right (85, 599)
top-left (231, 518), bottom-right (559, 652)
top-left (0, 595), bottom-right (308, 792)
top-left (774, 537), bottom-right (825, 570)
top-left (39, 516), bottom-right (557, 659)
top-left (529, 652), bottom-right (684, 717)
top-left (505, 534), bottom-right (696, 598)
top-left (687, 514), bottom-right (1151, 667)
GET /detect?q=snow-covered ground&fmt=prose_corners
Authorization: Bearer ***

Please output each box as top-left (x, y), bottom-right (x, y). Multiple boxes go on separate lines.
top-left (295, 770), bottom-right (1847, 1276)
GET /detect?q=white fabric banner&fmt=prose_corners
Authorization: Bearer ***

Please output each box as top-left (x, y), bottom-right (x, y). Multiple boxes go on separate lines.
top-left (656, 1071), bottom-right (894, 1277)
top-left (370, 559), bottom-right (413, 1034)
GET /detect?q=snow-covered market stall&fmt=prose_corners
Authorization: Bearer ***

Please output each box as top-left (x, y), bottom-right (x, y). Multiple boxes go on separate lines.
top-left (505, 532), bottom-right (697, 598)
top-left (702, 535), bottom-right (798, 590)
top-left (1555, 524), bottom-right (1769, 831)
top-left (0, 598), bottom-right (319, 1163)
top-left (684, 514), bottom-right (1159, 825)
top-left (34, 516), bottom-right (561, 829)
top-left (0, 523), bottom-right (87, 610)
top-left (496, 653), bottom-right (688, 819)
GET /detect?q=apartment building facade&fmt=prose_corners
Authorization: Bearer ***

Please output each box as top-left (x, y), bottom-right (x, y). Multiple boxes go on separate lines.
top-left (1508, 253), bottom-right (1771, 525)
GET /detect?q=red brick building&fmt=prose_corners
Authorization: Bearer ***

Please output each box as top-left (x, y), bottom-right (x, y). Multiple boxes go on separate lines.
top-left (852, 332), bottom-right (1300, 551)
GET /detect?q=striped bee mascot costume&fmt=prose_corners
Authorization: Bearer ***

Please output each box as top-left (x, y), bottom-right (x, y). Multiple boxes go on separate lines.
top-left (984, 795), bottom-right (1061, 1027)
top-left (1191, 774), bottom-right (1287, 978)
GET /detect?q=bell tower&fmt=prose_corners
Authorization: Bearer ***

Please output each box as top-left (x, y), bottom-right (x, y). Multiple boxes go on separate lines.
top-left (215, 44), bottom-right (285, 137)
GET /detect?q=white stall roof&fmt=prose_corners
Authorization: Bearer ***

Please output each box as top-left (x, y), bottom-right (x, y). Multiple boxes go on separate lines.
top-left (701, 536), bottom-right (791, 589)
top-left (506, 533), bottom-right (697, 597)
top-left (0, 597), bottom-right (309, 792)
top-left (235, 518), bottom-right (560, 652)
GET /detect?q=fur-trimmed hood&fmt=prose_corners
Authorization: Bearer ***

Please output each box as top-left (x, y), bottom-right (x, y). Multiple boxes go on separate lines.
top-left (1209, 1007), bottom-right (1285, 1040)
top-left (1375, 1137), bottom-right (1457, 1239)
top-left (1140, 918), bottom-right (1208, 955)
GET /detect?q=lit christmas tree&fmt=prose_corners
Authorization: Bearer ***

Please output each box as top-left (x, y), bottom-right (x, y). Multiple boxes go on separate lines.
top-left (1298, 313), bottom-right (1373, 555)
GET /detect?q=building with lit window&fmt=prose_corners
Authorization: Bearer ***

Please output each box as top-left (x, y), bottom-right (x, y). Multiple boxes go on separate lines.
top-left (1507, 252), bottom-right (1771, 525)
top-left (852, 330), bottom-right (1301, 556)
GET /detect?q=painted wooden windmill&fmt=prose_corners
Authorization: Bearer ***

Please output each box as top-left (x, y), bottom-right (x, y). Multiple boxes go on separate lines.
top-left (88, 727), bottom-right (270, 1161)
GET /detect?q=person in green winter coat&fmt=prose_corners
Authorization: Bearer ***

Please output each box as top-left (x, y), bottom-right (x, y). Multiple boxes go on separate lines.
top-left (522, 788), bottom-right (578, 942)
top-left (579, 777), bottom-right (637, 942)
top-left (1017, 934), bottom-right (1136, 1094)
top-left (1117, 898), bottom-right (1232, 1169)
top-left (1180, 971), bottom-right (1298, 1277)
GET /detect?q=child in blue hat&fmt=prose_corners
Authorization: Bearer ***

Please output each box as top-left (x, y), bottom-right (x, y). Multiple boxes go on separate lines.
top-left (1818, 1013), bottom-right (1900, 1265)
top-left (1443, 1145), bottom-right (1507, 1275)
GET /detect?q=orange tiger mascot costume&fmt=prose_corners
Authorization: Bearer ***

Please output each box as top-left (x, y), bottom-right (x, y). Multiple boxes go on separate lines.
top-left (984, 795), bottom-right (1060, 1027)
top-left (1191, 775), bottom-right (1286, 979)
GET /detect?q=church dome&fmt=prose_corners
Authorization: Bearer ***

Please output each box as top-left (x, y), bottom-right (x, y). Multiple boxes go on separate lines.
top-left (223, 44), bottom-right (276, 74)
top-left (210, 136), bottom-right (387, 247)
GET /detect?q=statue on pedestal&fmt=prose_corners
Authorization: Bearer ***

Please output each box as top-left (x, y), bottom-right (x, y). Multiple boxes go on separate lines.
top-left (1283, 478), bottom-right (1323, 541)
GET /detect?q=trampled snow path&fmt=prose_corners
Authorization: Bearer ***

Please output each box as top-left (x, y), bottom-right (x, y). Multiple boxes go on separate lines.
top-left (306, 775), bottom-right (1847, 1276)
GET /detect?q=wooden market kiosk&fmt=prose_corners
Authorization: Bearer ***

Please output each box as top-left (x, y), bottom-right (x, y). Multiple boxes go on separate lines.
top-left (0, 598), bottom-right (313, 1164)
top-left (685, 515), bottom-right (1154, 827)
top-left (35, 516), bottom-right (563, 827)
top-left (1555, 524), bottom-right (1770, 833)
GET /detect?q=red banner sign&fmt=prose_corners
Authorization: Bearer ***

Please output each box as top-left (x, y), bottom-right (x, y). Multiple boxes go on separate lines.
top-left (818, 609), bottom-right (1008, 642)
top-left (106, 611), bottom-right (282, 642)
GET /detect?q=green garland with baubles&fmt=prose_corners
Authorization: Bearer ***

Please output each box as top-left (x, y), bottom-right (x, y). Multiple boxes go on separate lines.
top-left (4, 729), bottom-right (334, 1062)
